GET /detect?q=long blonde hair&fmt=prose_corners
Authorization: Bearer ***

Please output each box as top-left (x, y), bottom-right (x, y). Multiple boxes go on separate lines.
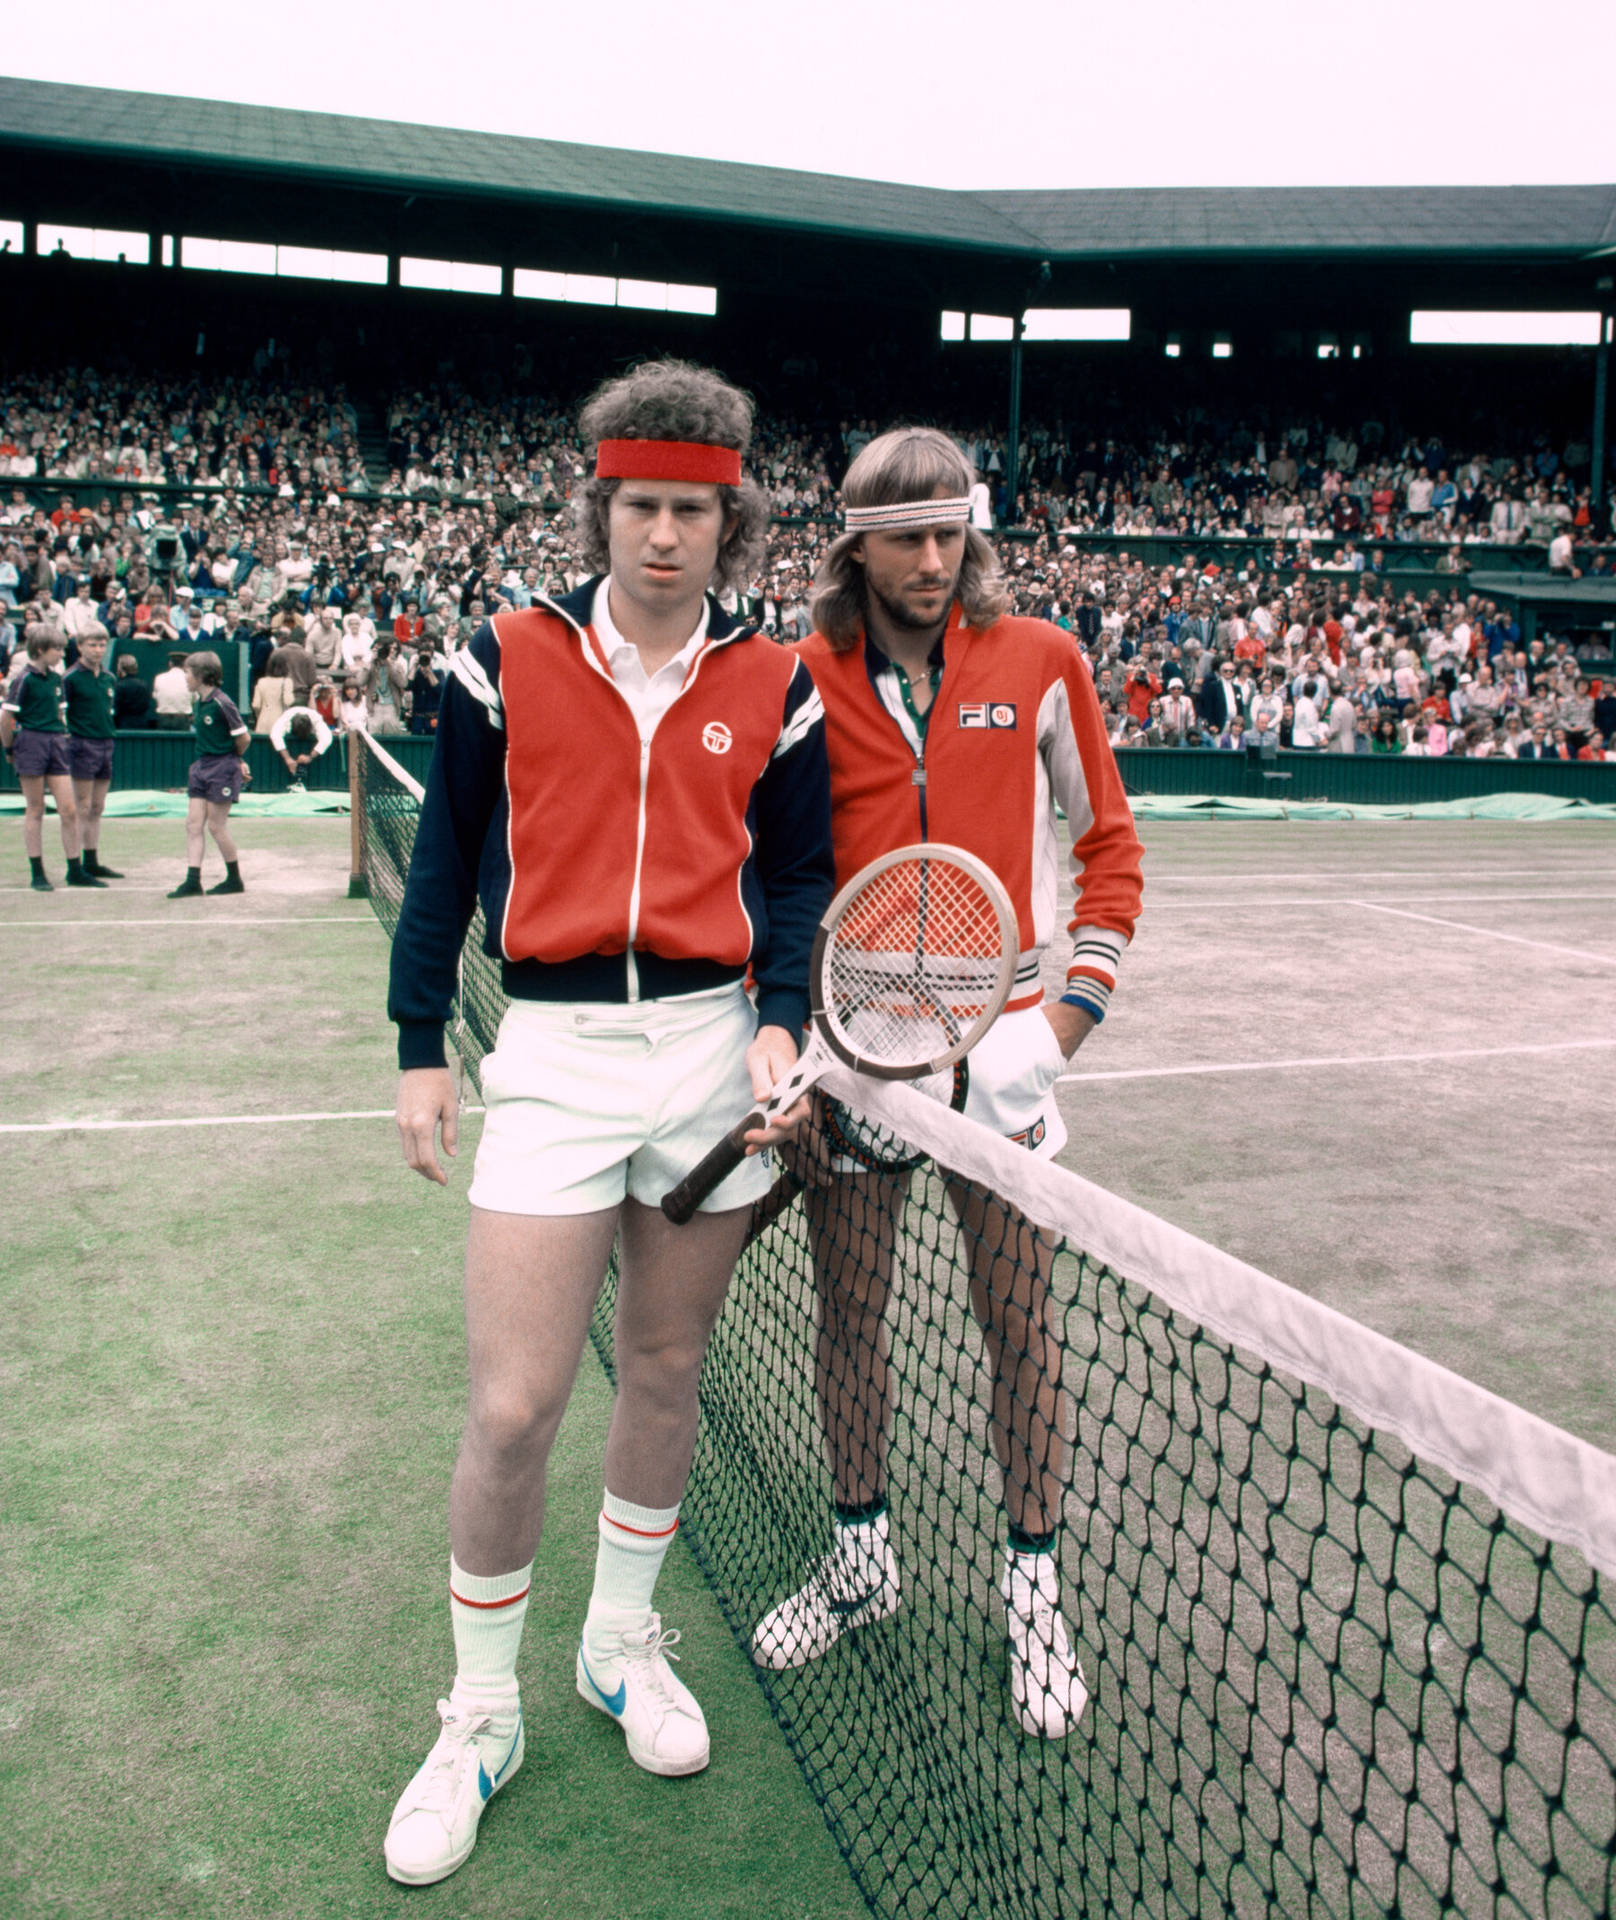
top-left (811, 427), bottom-right (1009, 650)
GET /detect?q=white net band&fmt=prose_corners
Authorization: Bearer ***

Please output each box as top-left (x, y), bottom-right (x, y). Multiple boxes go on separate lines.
top-left (823, 1066), bottom-right (1616, 1578)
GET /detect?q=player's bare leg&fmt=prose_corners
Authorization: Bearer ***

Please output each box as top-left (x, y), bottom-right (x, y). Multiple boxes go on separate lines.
top-left (948, 1178), bottom-right (1069, 1537)
top-left (752, 1153), bottom-right (905, 1669)
top-left (807, 1169), bottom-right (905, 1509)
top-left (390, 1204), bottom-right (619, 1887)
top-left (449, 1205), bottom-right (621, 1571)
top-left (950, 1176), bottom-right (1086, 1738)
top-left (603, 1199), bottom-right (748, 1505)
top-left (576, 1198), bottom-right (749, 1778)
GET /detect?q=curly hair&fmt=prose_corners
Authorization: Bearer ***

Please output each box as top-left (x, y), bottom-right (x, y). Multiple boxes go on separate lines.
top-left (811, 427), bottom-right (1009, 650)
top-left (572, 359), bottom-right (769, 595)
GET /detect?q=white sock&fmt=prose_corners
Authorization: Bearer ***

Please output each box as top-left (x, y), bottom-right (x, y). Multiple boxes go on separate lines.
top-left (584, 1490), bottom-right (680, 1643)
top-left (448, 1555), bottom-right (531, 1714)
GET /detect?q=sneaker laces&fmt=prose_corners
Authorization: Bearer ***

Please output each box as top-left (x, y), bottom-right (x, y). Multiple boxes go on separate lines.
top-left (619, 1626), bottom-right (685, 1710)
top-left (411, 1701), bottom-right (493, 1815)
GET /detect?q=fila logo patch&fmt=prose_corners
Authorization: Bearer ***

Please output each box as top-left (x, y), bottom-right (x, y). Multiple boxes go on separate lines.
top-left (958, 702), bottom-right (1017, 730)
top-left (701, 721), bottom-right (733, 755)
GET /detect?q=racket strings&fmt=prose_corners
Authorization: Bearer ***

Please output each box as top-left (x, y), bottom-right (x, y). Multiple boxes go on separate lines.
top-left (825, 857), bottom-right (1008, 1068)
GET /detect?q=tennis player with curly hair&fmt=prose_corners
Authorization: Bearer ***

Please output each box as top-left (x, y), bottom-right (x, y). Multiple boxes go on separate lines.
top-left (383, 360), bottom-right (834, 1885)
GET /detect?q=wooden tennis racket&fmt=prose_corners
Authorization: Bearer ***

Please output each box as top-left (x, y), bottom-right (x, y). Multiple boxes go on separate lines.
top-left (661, 843), bottom-right (1017, 1224)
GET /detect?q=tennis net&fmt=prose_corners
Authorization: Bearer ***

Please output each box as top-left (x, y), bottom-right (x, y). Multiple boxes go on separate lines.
top-left (354, 727), bottom-right (1616, 1920)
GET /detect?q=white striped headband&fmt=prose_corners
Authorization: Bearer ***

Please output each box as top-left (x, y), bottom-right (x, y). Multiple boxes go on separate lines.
top-left (842, 496), bottom-right (972, 533)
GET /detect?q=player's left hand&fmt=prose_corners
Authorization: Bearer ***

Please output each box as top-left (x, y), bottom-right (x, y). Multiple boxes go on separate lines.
top-left (742, 1024), bottom-right (806, 1151)
top-left (1040, 998), bottom-right (1096, 1060)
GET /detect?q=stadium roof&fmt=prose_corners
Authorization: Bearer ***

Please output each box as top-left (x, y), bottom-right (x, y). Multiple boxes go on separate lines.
top-left (4, 78), bottom-right (1615, 264)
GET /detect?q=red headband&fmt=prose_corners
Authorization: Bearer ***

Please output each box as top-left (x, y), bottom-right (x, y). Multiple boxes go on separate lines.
top-left (595, 438), bottom-right (742, 485)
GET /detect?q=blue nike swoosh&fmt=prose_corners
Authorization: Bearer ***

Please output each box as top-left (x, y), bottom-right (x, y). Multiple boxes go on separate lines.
top-left (578, 1646), bottom-right (628, 1716)
top-left (477, 1715), bottom-right (522, 1802)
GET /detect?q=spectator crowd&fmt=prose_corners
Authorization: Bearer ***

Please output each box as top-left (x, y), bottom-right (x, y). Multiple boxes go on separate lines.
top-left (2, 368), bottom-right (1612, 763)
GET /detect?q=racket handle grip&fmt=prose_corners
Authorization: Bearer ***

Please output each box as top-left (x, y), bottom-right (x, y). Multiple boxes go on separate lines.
top-left (661, 1112), bottom-right (765, 1224)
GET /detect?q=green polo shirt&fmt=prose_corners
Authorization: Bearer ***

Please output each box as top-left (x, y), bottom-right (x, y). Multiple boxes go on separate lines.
top-left (871, 637), bottom-right (945, 745)
top-left (62, 663), bottom-right (117, 740)
top-left (193, 689), bottom-right (248, 757)
top-left (3, 666), bottom-right (66, 734)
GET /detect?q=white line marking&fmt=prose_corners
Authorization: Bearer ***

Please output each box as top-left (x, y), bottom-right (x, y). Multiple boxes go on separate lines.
top-left (1147, 892), bottom-right (1616, 909)
top-left (1149, 868), bottom-right (1616, 884)
top-left (0, 916), bottom-right (377, 929)
top-left (0, 1105), bottom-right (484, 1135)
top-left (1350, 901), bottom-right (1616, 965)
top-left (1059, 1037), bottom-right (1616, 1085)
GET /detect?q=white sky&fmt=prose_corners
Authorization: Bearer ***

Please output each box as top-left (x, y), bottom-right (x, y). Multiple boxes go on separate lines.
top-left (8, 0), bottom-right (1615, 191)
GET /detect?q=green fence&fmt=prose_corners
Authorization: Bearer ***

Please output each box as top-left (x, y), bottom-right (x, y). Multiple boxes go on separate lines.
top-left (1114, 745), bottom-right (1615, 806)
top-left (3, 730), bottom-right (1608, 809)
top-left (0, 729), bottom-right (355, 797)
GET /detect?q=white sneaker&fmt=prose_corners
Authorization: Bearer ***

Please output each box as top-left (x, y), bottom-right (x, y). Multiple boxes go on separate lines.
top-left (751, 1513), bottom-right (902, 1670)
top-left (383, 1697), bottom-right (524, 1886)
top-left (1002, 1550), bottom-right (1088, 1738)
top-left (576, 1614), bottom-right (710, 1776)
top-left (288, 779), bottom-right (306, 793)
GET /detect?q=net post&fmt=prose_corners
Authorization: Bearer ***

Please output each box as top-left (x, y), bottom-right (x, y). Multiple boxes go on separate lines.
top-left (347, 730), bottom-right (368, 900)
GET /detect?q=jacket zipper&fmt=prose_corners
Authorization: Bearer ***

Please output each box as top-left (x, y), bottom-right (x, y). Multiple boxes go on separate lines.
top-left (532, 592), bottom-right (745, 1002)
top-left (623, 735), bottom-right (652, 1002)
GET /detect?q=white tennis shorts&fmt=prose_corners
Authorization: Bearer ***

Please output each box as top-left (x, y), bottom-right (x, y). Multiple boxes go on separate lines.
top-left (827, 1003), bottom-right (1069, 1168)
top-left (468, 986), bottom-right (775, 1216)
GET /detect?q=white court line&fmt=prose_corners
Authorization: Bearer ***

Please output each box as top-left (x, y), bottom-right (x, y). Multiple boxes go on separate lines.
top-left (1060, 1036), bottom-right (1616, 1085)
top-left (1350, 901), bottom-right (1616, 966)
top-left (0, 915), bottom-right (377, 929)
top-left (9, 1042), bottom-right (1610, 1130)
top-left (1146, 891), bottom-right (1616, 909)
top-left (0, 1105), bottom-right (480, 1135)
top-left (1150, 868), bottom-right (1615, 884)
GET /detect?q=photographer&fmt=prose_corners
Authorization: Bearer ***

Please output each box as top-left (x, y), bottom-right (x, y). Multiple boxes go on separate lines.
top-left (266, 706), bottom-right (330, 787)
top-left (365, 638), bottom-right (409, 735)
top-left (406, 646), bottom-right (442, 735)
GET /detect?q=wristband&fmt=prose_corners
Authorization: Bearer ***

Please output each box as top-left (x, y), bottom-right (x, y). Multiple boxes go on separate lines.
top-left (1059, 990), bottom-right (1106, 1024)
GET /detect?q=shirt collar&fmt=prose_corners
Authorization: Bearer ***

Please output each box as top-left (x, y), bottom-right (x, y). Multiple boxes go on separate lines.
top-left (592, 579), bottom-right (710, 671)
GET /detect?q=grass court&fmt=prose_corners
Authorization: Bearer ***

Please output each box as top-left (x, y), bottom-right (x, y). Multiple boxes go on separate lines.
top-left (2, 810), bottom-right (1611, 1917)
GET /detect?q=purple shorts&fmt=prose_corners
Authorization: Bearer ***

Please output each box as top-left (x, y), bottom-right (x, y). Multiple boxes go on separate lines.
top-left (68, 737), bottom-right (115, 782)
top-left (188, 753), bottom-right (241, 805)
top-left (12, 730), bottom-right (71, 779)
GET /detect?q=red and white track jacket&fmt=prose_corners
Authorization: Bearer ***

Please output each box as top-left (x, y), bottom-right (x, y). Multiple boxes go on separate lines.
top-left (793, 605), bottom-right (1143, 1019)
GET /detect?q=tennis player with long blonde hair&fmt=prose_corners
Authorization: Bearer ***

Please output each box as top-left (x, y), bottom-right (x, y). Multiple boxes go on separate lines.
top-left (752, 426), bottom-right (1143, 1740)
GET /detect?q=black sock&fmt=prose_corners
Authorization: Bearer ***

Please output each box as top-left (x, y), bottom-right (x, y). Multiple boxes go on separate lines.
top-left (66, 854), bottom-right (83, 875)
top-left (1006, 1520), bottom-right (1058, 1555)
top-left (186, 866), bottom-right (201, 885)
top-left (29, 856), bottom-right (44, 880)
top-left (225, 861), bottom-right (240, 880)
top-left (833, 1495), bottom-right (888, 1527)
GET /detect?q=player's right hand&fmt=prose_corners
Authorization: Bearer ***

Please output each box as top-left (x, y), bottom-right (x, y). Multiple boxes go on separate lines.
top-left (397, 1066), bottom-right (458, 1184)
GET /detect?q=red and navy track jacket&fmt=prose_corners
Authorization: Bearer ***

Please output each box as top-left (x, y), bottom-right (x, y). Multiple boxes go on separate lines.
top-left (390, 579), bottom-right (834, 1071)
top-left (792, 606), bottom-right (1143, 1020)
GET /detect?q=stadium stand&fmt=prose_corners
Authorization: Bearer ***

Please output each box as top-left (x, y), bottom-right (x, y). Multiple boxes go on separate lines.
top-left (3, 370), bottom-right (1612, 767)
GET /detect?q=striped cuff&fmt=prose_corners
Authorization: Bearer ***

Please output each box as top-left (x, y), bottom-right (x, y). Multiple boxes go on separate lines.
top-left (449, 1555), bottom-right (533, 1610)
top-left (1066, 924), bottom-right (1126, 1023)
top-left (601, 1490), bottom-right (680, 1546)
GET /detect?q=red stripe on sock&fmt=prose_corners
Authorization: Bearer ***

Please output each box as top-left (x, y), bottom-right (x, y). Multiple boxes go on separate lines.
top-left (601, 1513), bottom-right (679, 1539)
top-left (449, 1584), bottom-right (531, 1610)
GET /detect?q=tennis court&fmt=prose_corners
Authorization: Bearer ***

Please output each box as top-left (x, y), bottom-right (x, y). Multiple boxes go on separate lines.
top-left (3, 810), bottom-right (1611, 1917)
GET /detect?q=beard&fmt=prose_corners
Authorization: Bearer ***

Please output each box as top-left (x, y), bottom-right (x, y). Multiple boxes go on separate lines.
top-left (867, 572), bottom-right (956, 634)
